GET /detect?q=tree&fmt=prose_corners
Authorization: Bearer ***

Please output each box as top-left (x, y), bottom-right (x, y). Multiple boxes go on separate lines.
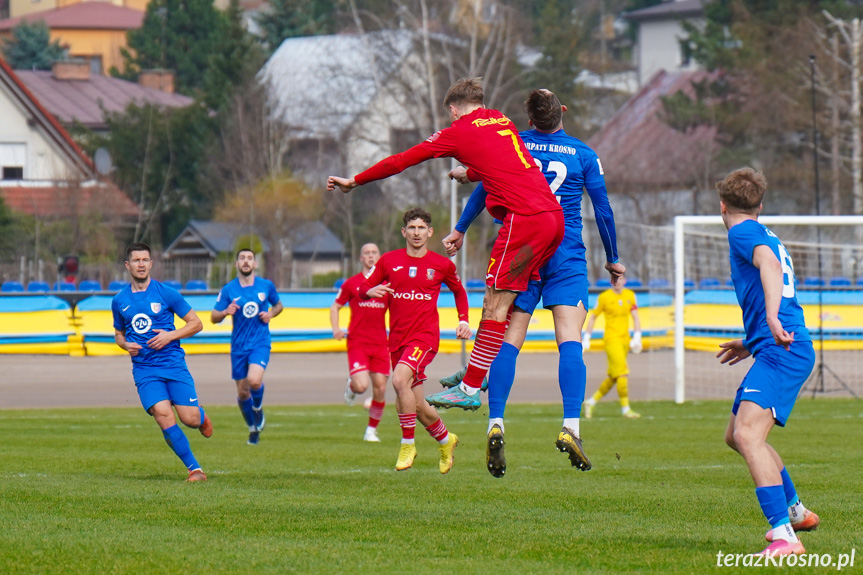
top-left (529, 0), bottom-right (588, 128)
top-left (117, 0), bottom-right (228, 95)
top-left (214, 173), bottom-right (324, 286)
top-left (257, 0), bottom-right (337, 53)
top-left (202, 0), bottom-right (264, 113)
top-left (90, 102), bottom-right (214, 248)
top-left (1, 21), bottom-right (65, 70)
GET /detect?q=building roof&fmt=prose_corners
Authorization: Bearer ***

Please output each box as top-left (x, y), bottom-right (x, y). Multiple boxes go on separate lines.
top-left (0, 179), bottom-right (138, 218)
top-left (292, 221), bottom-right (344, 257)
top-left (14, 70), bottom-right (194, 130)
top-left (163, 219), bottom-right (344, 259)
top-left (588, 69), bottom-right (719, 189)
top-left (624, 0), bottom-right (704, 22)
top-left (0, 57), bottom-right (92, 174)
top-left (259, 30), bottom-right (416, 139)
top-left (0, 2), bottom-right (144, 31)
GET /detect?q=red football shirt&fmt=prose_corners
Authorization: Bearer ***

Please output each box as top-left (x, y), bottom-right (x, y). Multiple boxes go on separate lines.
top-left (359, 248), bottom-right (469, 352)
top-left (354, 108), bottom-right (561, 221)
top-left (335, 272), bottom-right (387, 348)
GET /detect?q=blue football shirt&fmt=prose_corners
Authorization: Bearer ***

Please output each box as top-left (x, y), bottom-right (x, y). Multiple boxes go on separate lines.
top-left (520, 129), bottom-right (617, 263)
top-left (112, 280), bottom-right (193, 372)
top-left (728, 219), bottom-right (810, 354)
top-left (213, 277), bottom-right (281, 353)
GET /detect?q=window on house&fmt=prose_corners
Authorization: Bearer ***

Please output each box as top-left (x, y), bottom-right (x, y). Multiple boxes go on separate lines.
top-left (89, 56), bottom-right (103, 76)
top-left (0, 143), bottom-right (26, 180)
top-left (2, 167), bottom-right (23, 180)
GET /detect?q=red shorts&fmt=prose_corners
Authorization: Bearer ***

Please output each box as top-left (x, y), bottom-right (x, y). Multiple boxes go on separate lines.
top-left (390, 343), bottom-right (437, 388)
top-left (486, 210), bottom-right (565, 292)
top-left (347, 343), bottom-right (390, 376)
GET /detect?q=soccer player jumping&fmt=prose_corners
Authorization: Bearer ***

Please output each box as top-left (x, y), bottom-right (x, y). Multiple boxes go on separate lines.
top-left (436, 89), bottom-right (624, 476)
top-left (330, 243), bottom-right (390, 442)
top-left (328, 78), bottom-right (585, 412)
top-left (715, 168), bottom-right (819, 556)
top-left (359, 208), bottom-right (471, 472)
top-left (211, 249), bottom-right (283, 445)
top-left (112, 243), bottom-right (213, 482)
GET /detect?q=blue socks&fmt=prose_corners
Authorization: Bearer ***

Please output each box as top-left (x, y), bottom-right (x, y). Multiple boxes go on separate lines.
top-left (238, 397), bottom-right (255, 429)
top-left (162, 424), bottom-right (200, 471)
top-left (559, 341), bottom-right (586, 419)
top-left (488, 343), bottom-right (519, 419)
top-left (251, 384), bottom-right (265, 410)
top-left (756, 485), bottom-right (791, 528)
top-left (780, 467), bottom-right (799, 507)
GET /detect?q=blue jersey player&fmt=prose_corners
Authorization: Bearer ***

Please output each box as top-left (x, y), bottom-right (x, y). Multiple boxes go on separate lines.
top-left (211, 249), bottom-right (283, 445)
top-left (439, 89), bottom-right (624, 477)
top-left (715, 168), bottom-right (819, 557)
top-left (112, 242), bottom-right (212, 482)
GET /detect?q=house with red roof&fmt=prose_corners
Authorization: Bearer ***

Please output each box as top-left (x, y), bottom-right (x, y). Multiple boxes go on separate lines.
top-left (0, 56), bottom-right (138, 221)
top-left (0, 1), bottom-right (145, 74)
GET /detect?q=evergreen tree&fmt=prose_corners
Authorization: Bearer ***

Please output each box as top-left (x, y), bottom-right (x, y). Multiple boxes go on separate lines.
top-left (118, 0), bottom-right (229, 95)
top-left (529, 0), bottom-right (586, 126)
top-left (1, 21), bottom-right (65, 70)
top-left (202, 0), bottom-right (264, 112)
top-left (257, 0), bottom-right (336, 53)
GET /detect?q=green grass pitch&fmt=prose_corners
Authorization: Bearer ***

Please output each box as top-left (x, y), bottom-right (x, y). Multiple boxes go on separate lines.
top-left (1, 399), bottom-right (861, 574)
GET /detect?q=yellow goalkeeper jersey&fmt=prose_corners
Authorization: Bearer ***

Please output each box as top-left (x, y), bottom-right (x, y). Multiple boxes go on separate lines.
top-left (592, 288), bottom-right (638, 340)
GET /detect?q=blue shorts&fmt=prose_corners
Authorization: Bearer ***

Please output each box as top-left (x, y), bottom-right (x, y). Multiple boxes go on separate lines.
top-left (732, 341), bottom-right (815, 426)
top-left (514, 253), bottom-right (589, 314)
top-left (134, 366), bottom-right (199, 413)
top-left (231, 347), bottom-right (271, 380)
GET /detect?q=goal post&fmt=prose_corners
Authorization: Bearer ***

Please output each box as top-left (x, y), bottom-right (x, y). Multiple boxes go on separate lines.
top-left (673, 215), bottom-right (863, 404)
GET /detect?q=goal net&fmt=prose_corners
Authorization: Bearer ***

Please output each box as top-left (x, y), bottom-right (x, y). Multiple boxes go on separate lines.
top-left (642, 215), bottom-right (863, 403)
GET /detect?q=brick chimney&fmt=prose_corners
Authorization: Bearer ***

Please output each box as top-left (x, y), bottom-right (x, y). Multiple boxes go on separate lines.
top-left (138, 69), bottom-right (175, 94)
top-left (52, 60), bottom-right (89, 81)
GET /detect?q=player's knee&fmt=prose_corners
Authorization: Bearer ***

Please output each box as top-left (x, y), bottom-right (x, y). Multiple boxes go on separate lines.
top-left (724, 428), bottom-right (738, 451)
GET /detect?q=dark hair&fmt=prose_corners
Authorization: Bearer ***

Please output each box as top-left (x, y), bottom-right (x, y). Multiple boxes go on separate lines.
top-left (716, 168), bottom-right (767, 213)
top-left (525, 89), bottom-right (562, 132)
top-left (403, 207), bottom-right (432, 226)
top-left (443, 78), bottom-right (484, 108)
top-left (125, 242), bottom-right (151, 261)
top-left (236, 248), bottom-right (255, 260)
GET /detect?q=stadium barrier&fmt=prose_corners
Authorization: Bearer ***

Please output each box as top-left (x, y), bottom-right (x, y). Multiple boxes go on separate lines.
top-left (1, 290), bottom-right (674, 356)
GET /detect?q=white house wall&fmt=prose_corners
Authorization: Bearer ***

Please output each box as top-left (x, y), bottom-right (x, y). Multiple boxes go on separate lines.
top-left (0, 84), bottom-right (80, 180)
top-left (637, 19), bottom-right (702, 86)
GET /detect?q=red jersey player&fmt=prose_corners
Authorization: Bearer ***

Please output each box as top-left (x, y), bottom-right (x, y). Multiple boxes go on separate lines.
top-left (328, 78), bottom-right (606, 412)
top-left (330, 243), bottom-right (389, 442)
top-left (359, 208), bottom-right (471, 473)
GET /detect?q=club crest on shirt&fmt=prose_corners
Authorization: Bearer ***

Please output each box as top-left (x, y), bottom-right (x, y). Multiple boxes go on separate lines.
top-left (409, 266), bottom-right (417, 278)
top-left (257, 292), bottom-right (266, 302)
top-left (243, 301), bottom-right (259, 318)
top-left (150, 302), bottom-right (161, 313)
top-left (426, 268), bottom-right (435, 280)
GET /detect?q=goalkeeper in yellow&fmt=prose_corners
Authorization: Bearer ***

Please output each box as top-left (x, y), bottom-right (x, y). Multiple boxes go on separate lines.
top-left (582, 274), bottom-right (642, 418)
